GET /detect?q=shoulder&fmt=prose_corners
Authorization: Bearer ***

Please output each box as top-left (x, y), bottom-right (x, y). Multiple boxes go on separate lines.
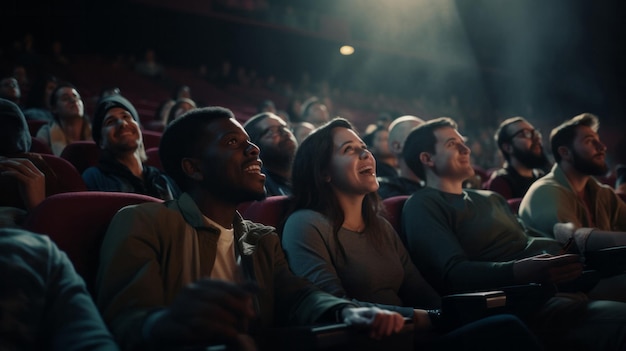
top-left (0, 228), bottom-right (53, 258)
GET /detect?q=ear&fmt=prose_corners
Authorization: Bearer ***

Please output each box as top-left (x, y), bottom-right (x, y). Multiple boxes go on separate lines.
top-left (419, 151), bottom-right (433, 167)
top-left (503, 142), bottom-right (513, 154)
top-left (181, 158), bottom-right (203, 181)
top-left (557, 146), bottom-right (571, 162)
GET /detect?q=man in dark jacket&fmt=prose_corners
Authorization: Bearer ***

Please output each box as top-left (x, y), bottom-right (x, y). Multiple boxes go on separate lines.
top-left (82, 94), bottom-right (179, 200)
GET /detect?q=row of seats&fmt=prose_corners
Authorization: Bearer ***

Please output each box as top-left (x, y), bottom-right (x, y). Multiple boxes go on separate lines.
top-left (22, 192), bottom-right (417, 351)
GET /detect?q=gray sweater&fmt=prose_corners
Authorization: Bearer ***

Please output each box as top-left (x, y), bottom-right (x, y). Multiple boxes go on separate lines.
top-left (282, 209), bottom-right (441, 317)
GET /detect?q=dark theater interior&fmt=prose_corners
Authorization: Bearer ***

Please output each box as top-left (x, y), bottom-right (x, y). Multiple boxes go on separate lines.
top-left (3, 1), bottom-right (626, 350)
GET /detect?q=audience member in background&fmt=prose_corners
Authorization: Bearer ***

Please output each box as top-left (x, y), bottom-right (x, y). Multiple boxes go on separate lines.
top-left (286, 94), bottom-right (304, 124)
top-left (363, 124), bottom-right (398, 178)
top-left (291, 121), bottom-right (315, 144)
top-left (520, 113), bottom-right (626, 252)
top-left (0, 76), bottom-right (22, 106)
top-left (96, 86), bottom-right (121, 104)
top-left (164, 97), bottom-right (197, 127)
top-left (617, 164), bottom-right (626, 195)
top-left (82, 95), bottom-right (179, 200)
top-left (155, 84), bottom-right (192, 126)
top-left (36, 82), bottom-right (92, 156)
top-left (22, 74), bottom-right (58, 122)
top-left (134, 48), bottom-right (164, 79)
top-left (0, 98), bottom-right (84, 226)
top-left (299, 96), bottom-right (330, 127)
top-left (486, 117), bottom-right (550, 199)
top-left (400, 116), bottom-right (626, 350)
top-left (282, 117), bottom-right (543, 351)
top-left (244, 112), bottom-right (297, 196)
top-left (0, 228), bottom-right (120, 350)
top-left (377, 115), bottom-right (425, 199)
top-left (96, 106), bottom-right (406, 351)
top-left (257, 99), bottom-right (277, 114)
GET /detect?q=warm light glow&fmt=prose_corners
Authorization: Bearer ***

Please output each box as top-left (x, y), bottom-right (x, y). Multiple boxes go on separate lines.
top-left (340, 45), bottom-right (355, 55)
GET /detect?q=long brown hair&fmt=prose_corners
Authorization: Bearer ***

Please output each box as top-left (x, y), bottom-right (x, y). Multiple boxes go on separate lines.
top-left (289, 117), bottom-right (387, 260)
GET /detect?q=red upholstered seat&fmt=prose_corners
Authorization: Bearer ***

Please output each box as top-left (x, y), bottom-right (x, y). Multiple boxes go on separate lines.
top-left (38, 153), bottom-right (87, 193)
top-left (142, 130), bottom-right (162, 150)
top-left (29, 137), bottom-right (52, 154)
top-left (144, 147), bottom-right (162, 171)
top-left (60, 141), bottom-right (101, 174)
top-left (23, 191), bottom-right (163, 294)
top-left (242, 195), bottom-right (291, 232)
top-left (507, 197), bottom-right (523, 215)
top-left (381, 195), bottom-right (409, 235)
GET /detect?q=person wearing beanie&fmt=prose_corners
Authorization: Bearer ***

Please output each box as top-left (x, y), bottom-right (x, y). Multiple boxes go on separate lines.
top-left (82, 95), bottom-right (180, 200)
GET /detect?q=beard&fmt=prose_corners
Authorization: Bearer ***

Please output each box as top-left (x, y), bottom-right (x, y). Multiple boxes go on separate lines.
top-left (571, 149), bottom-right (609, 176)
top-left (512, 144), bottom-right (549, 169)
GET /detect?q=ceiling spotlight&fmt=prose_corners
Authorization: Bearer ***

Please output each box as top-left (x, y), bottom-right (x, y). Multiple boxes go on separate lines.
top-left (340, 45), bottom-right (355, 56)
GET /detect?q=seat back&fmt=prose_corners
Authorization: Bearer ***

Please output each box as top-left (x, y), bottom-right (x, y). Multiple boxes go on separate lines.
top-left (23, 191), bottom-right (163, 294)
top-left (60, 141), bottom-right (101, 174)
top-left (381, 195), bottom-right (409, 235)
top-left (507, 197), bottom-right (523, 215)
top-left (144, 147), bottom-right (162, 171)
top-left (39, 153), bottom-right (88, 192)
top-left (141, 130), bottom-right (162, 150)
top-left (27, 120), bottom-right (48, 137)
top-left (29, 137), bottom-right (53, 154)
top-left (242, 195), bottom-right (291, 232)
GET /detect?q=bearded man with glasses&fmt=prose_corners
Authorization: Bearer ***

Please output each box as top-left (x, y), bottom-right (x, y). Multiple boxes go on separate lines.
top-left (486, 117), bottom-right (551, 199)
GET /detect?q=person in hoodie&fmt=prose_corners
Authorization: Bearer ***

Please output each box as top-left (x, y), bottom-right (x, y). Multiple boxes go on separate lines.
top-left (0, 98), bottom-right (85, 226)
top-left (82, 95), bottom-right (180, 200)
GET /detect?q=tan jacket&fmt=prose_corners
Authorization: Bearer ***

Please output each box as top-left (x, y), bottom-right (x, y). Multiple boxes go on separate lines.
top-left (96, 193), bottom-right (353, 350)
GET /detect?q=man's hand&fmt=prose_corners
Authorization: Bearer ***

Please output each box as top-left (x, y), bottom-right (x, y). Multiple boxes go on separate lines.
top-left (148, 279), bottom-right (257, 347)
top-left (341, 306), bottom-right (405, 340)
top-left (513, 253), bottom-right (583, 285)
top-left (0, 157), bottom-right (45, 210)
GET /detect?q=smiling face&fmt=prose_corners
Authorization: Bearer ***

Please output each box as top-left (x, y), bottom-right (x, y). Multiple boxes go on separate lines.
top-left (99, 107), bottom-right (142, 152)
top-left (428, 126), bottom-right (474, 182)
top-left (327, 127), bottom-right (378, 197)
top-left (191, 117), bottom-right (266, 203)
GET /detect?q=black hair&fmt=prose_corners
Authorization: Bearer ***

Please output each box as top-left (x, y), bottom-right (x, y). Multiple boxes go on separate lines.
top-left (159, 106), bottom-right (234, 191)
top-left (403, 117), bottom-right (457, 181)
top-left (290, 117), bottom-right (386, 261)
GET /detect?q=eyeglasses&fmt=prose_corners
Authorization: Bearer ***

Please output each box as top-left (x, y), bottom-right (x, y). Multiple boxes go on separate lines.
top-left (260, 125), bottom-right (290, 139)
top-left (509, 129), bottom-right (541, 140)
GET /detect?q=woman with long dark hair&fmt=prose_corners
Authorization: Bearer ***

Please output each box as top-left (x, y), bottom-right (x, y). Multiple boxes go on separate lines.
top-left (281, 117), bottom-right (543, 350)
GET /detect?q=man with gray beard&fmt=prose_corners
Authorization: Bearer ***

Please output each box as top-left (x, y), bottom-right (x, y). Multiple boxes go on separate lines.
top-left (486, 117), bottom-right (550, 199)
top-left (244, 112), bottom-right (298, 196)
top-left (520, 113), bottom-right (626, 254)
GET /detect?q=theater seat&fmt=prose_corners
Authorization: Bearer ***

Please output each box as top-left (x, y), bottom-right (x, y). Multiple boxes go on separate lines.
top-left (507, 197), bottom-right (523, 215)
top-left (144, 147), bottom-right (162, 171)
top-left (30, 137), bottom-right (52, 154)
top-left (23, 191), bottom-right (163, 295)
top-left (60, 141), bottom-right (101, 174)
top-left (381, 195), bottom-right (410, 235)
top-left (242, 195), bottom-right (291, 232)
top-left (27, 120), bottom-right (48, 137)
top-left (142, 130), bottom-right (162, 149)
